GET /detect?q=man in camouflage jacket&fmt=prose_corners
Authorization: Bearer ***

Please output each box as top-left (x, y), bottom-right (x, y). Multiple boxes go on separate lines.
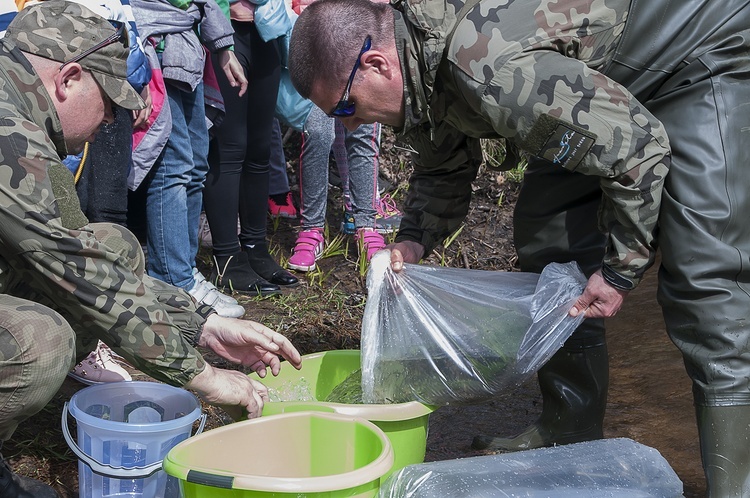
top-left (0, 3), bottom-right (300, 495)
top-left (288, 0), bottom-right (750, 494)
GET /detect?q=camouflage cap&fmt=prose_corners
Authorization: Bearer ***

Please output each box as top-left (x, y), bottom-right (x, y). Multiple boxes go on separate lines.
top-left (5, 0), bottom-right (145, 110)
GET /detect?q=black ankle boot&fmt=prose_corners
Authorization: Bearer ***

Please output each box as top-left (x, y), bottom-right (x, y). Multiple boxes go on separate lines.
top-left (472, 328), bottom-right (608, 451)
top-left (209, 252), bottom-right (281, 297)
top-left (244, 243), bottom-right (299, 287)
top-left (0, 456), bottom-right (59, 497)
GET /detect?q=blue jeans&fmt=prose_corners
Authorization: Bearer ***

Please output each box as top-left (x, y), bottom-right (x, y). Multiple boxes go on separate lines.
top-left (145, 81), bottom-right (209, 290)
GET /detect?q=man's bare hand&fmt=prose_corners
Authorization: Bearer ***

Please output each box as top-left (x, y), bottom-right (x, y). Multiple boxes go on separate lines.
top-left (569, 269), bottom-right (629, 319)
top-left (199, 314), bottom-right (302, 377)
top-left (387, 240), bottom-right (425, 272)
top-left (185, 364), bottom-right (269, 420)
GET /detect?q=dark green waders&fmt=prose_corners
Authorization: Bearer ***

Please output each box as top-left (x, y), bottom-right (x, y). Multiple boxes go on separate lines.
top-left (476, 2), bottom-right (750, 494)
top-left (608, 2), bottom-right (750, 494)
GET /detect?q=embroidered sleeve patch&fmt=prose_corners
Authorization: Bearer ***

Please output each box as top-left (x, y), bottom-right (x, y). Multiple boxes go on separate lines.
top-left (525, 115), bottom-right (597, 171)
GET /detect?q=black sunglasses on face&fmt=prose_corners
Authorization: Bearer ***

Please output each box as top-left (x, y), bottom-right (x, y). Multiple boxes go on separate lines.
top-left (328, 35), bottom-right (372, 118)
top-left (59, 21), bottom-right (127, 71)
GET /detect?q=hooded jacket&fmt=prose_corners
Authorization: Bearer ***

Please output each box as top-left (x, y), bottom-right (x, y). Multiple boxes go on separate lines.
top-left (132, 0), bottom-right (234, 91)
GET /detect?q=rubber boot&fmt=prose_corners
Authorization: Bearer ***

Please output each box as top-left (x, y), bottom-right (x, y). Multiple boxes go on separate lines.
top-left (0, 455), bottom-right (59, 497)
top-left (696, 405), bottom-right (750, 497)
top-left (209, 251), bottom-right (281, 297)
top-left (472, 333), bottom-right (608, 451)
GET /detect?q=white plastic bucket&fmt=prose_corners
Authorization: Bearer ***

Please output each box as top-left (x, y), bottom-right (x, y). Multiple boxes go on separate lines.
top-left (62, 381), bottom-right (206, 498)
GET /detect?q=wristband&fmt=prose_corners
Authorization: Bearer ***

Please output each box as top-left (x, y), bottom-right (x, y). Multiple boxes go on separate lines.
top-left (601, 264), bottom-right (636, 291)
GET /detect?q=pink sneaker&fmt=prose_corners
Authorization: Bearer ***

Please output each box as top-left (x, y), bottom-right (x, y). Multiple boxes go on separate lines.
top-left (268, 192), bottom-right (298, 219)
top-left (374, 193), bottom-right (402, 234)
top-left (288, 228), bottom-right (325, 272)
top-left (357, 228), bottom-right (386, 262)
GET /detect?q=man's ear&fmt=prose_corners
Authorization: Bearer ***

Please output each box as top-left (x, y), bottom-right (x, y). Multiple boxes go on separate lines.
top-left (54, 63), bottom-right (85, 102)
top-left (361, 50), bottom-right (394, 79)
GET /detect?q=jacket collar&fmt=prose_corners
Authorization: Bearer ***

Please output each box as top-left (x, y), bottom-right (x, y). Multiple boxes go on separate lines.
top-left (392, 1), bottom-right (455, 137)
top-left (394, 9), bottom-right (425, 135)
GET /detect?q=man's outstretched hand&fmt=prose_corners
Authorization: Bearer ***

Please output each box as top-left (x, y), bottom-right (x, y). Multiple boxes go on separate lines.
top-left (199, 314), bottom-right (302, 376)
top-left (185, 314), bottom-right (302, 420)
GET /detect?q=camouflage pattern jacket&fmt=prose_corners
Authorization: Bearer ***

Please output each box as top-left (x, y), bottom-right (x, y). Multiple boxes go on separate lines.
top-left (392, 0), bottom-right (671, 289)
top-left (0, 39), bottom-right (208, 386)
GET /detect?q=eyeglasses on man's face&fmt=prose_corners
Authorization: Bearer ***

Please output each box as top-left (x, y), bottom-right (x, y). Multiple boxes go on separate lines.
top-left (59, 20), bottom-right (127, 71)
top-left (328, 35), bottom-right (372, 118)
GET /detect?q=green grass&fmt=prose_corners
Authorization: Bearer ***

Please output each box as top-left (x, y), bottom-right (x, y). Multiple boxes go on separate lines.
top-left (7, 404), bottom-right (76, 463)
top-left (481, 138), bottom-right (527, 191)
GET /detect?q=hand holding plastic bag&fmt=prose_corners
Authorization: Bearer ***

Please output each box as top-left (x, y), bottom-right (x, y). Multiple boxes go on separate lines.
top-left (361, 252), bottom-right (587, 405)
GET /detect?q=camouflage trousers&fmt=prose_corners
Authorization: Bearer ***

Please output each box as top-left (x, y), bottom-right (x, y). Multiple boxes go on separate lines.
top-left (0, 296), bottom-right (75, 444)
top-left (0, 223), bottom-right (145, 444)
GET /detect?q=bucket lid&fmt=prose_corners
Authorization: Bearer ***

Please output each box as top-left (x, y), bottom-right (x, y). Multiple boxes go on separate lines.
top-left (164, 411), bottom-right (394, 493)
top-left (68, 381), bottom-right (202, 432)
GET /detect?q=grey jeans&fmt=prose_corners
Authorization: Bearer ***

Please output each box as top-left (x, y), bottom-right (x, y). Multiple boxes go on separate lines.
top-left (298, 105), bottom-right (381, 229)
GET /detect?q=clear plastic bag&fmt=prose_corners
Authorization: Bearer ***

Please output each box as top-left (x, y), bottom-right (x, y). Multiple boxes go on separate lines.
top-left (378, 438), bottom-right (683, 497)
top-left (361, 252), bottom-right (587, 406)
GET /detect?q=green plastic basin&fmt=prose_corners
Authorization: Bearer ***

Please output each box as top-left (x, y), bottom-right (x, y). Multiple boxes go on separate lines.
top-left (252, 350), bottom-right (436, 478)
top-left (164, 411), bottom-right (393, 498)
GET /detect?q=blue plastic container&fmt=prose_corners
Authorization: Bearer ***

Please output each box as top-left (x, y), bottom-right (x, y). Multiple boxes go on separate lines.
top-left (62, 381), bottom-right (205, 498)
